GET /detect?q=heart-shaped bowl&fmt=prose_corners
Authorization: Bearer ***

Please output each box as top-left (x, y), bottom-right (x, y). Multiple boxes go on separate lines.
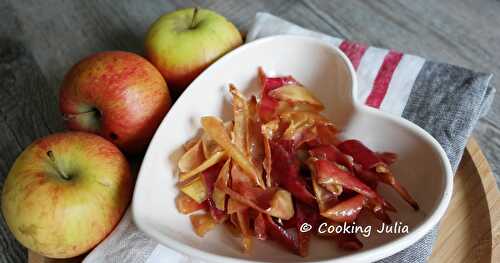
top-left (132, 35), bottom-right (453, 262)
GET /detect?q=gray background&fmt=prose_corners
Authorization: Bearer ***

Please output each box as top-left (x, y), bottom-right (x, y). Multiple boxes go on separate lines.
top-left (0, 0), bottom-right (498, 261)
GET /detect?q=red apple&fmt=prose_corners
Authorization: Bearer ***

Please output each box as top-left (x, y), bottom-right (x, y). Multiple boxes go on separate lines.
top-left (145, 7), bottom-right (242, 93)
top-left (1, 132), bottom-right (132, 258)
top-left (59, 51), bottom-right (171, 154)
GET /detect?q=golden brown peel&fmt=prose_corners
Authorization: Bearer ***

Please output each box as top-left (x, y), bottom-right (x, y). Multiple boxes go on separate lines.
top-left (180, 177), bottom-right (207, 203)
top-left (183, 136), bottom-right (201, 151)
top-left (178, 151), bottom-right (226, 184)
top-left (229, 84), bottom-right (249, 155)
top-left (213, 159), bottom-right (231, 210)
top-left (263, 136), bottom-right (273, 188)
top-left (201, 116), bottom-right (265, 188)
top-left (227, 198), bottom-right (248, 214)
top-left (178, 140), bottom-right (204, 173)
top-left (174, 71), bottom-right (418, 256)
top-left (247, 95), bottom-right (265, 175)
top-left (175, 193), bottom-right (204, 214)
top-left (236, 210), bottom-right (253, 253)
top-left (266, 189), bottom-right (294, 220)
top-left (190, 214), bottom-right (216, 237)
top-left (269, 84), bottom-right (325, 110)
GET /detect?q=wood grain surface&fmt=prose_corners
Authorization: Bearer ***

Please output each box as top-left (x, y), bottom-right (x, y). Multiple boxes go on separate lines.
top-left (27, 138), bottom-right (500, 262)
top-left (429, 139), bottom-right (499, 263)
top-left (1, 0), bottom-right (499, 262)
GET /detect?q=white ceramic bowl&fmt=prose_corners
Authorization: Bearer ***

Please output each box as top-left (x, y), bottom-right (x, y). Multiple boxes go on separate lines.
top-left (132, 35), bottom-right (453, 263)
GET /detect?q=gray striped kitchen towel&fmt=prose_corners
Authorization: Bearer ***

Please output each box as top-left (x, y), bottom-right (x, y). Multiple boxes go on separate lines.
top-left (84, 12), bottom-right (495, 263)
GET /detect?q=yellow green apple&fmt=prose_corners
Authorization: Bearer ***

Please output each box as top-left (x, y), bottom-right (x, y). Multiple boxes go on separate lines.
top-left (145, 7), bottom-right (243, 93)
top-left (1, 132), bottom-right (132, 258)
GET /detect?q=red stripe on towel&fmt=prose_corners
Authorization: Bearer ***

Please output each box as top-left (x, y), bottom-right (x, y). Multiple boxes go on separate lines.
top-left (365, 51), bottom-right (404, 108)
top-left (339, 40), bottom-right (368, 70)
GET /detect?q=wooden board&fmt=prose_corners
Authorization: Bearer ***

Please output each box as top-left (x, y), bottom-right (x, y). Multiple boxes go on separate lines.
top-left (429, 138), bottom-right (500, 262)
top-left (29, 138), bottom-right (499, 262)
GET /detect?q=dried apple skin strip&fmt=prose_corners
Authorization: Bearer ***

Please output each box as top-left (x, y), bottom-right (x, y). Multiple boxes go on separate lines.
top-left (254, 213), bottom-right (268, 240)
top-left (229, 84), bottom-right (250, 155)
top-left (236, 210), bottom-right (253, 253)
top-left (313, 159), bottom-right (378, 200)
top-left (310, 169), bottom-right (339, 212)
top-left (262, 137), bottom-right (273, 188)
top-left (247, 95), bottom-right (265, 175)
top-left (201, 116), bottom-right (265, 188)
top-left (178, 151), bottom-right (226, 185)
top-left (264, 215), bottom-right (300, 255)
top-left (266, 189), bottom-right (294, 220)
top-left (190, 214), bottom-right (216, 237)
top-left (180, 177), bottom-right (207, 203)
top-left (173, 69), bottom-right (420, 257)
top-left (320, 194), bottom-right (367, 223)
top-left (230, 85), bottom-right (266, 187)
top-left (178, 140), bottom-right (205, 173)
top-left (268, 84), bottom-right (324, 111)
top-left (338, 140), bottom-right (419, 210)
top-left (295, 202), bottom-right (319, 257)
top-left (213, 159), bottom-right (231, 211)
top-left (270, 140), bottom-right (316, 206)
top-left (227, 198), bottom-right (248, 214)
top-left (201, 162), bottom-right (227, 223)
top-left (220, 165), bottom-right (294, 220)
top-left (309, 144), bottom-right (354, 171)
top-left (337, 139), bottom-right (385, 170)
top-left (183, 135), bottom-right (201, 151)
top-left (175, 193), bottom-right (206, 214)
top-left (258, 72), bottom-right (298, 122)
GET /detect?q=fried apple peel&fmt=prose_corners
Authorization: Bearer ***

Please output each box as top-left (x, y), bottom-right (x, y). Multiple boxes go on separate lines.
top-left (180, 177), bottom-right (207, 203)
top-left (229, 84), bottom-right (249, 155)
top-left (174, 70), bottom-right (419, 256)
top-left (265, 189), bottom-right (294, 220)
top-left (227, 198), bottom-right (248, 214)
top-left (190, 214), bottom-right (216, 237)
top-left (268, 84), bottom-right (324, 111)
top-left (236, 210), bottom-right (253, 253)
top-left (310, 162), bottom-right (339, 213)
top-left (261, 119), bottom-right (280, 140)
top-left (183, 136), bottom-right (201, 151)
top-left (263, 136), bottom-right (273, 188)
top-left (247, 95), bottom-right (265, 176)
top-left (175, 192), bottom-right (205, 214)
top-left (178, 140), bottom-right (205, 173)
top-left (320, 194), bottom-right (367, 223)
top-left (178, 150), bottom-right (226, 185)
top-left (201, 116), bottom-right (265, 188)
top-left (213, 159), bottom-right (231, 211)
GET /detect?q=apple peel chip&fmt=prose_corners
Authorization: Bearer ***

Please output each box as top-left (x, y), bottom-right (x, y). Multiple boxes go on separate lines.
top-left (178, 140), bottom-right (205, 173)
top-left (268, 84), bottom-right (324, 111)
top-left (201, 116), bottom-right (265, 188)
top-left (179, 151), bottom-right (226, 184)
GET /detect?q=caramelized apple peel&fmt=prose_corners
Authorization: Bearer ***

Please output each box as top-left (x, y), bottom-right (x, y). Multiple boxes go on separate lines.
top-left (174, 69), bottom-right (418, 256)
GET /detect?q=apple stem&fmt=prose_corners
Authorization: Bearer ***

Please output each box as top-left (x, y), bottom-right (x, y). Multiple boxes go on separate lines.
top-left (190, 7), bottom-right (199, 29)
top-left (46, 150), bottom-right (71, 181)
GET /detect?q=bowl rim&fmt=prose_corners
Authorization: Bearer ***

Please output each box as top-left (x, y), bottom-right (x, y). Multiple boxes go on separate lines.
top-left (132, 35), bottom-right (454, 263)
